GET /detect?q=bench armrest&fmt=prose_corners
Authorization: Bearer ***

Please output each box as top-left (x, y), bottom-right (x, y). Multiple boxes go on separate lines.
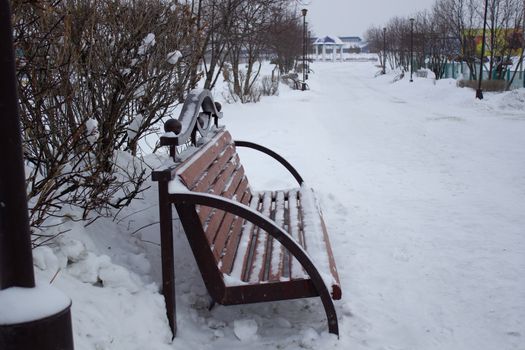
top-left (233, 141), bottom-right (304, 185)
top-left (160, 89), bottom-right (222, 147)
top-left (170, 191), bottom-right (338, 335)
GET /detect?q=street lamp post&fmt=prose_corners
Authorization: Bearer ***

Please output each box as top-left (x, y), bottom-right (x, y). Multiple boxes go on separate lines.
top-left (382, 27), bottom-right (387, 74)
top-left (476, 0), bottom-right (489, 99)
top-left (0, 1), bottom-right (74, 349)
top-left (305, 24), bottom-right (309, 80)
top-left (301, 8), bottom-right (307, 91)
top-left (410, 18), bottom-right (415, 82)
top-left (307, 29), bottom-right (311, 79)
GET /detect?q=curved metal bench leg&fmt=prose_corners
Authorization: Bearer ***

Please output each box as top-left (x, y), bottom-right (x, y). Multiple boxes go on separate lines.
top-left (320, 293), bottom-right (339, 336)
top-left (208, 297), bottom-right (216, 311)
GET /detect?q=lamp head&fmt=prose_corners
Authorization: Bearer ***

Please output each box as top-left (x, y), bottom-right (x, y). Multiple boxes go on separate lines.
top-left (301, 8), bottom-right (308, 17)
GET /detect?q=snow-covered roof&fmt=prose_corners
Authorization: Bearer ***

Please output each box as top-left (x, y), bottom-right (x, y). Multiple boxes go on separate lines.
top-left (339, 36), bottom-right (362, 42)
top-left (314, 35), bottom-right (344, 45)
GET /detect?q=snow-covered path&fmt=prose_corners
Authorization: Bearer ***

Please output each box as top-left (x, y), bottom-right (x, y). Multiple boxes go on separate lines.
top-left (225, 62), bottom-right (525, 349)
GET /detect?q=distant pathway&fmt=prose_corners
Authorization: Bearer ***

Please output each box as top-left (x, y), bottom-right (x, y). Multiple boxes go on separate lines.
top-left (228, 62), bottom-right (525, 350)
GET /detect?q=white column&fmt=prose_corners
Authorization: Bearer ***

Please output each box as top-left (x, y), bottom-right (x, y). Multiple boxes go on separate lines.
top-left (339, 46), bottom-right (343, 61)
top-left (322, 44), bottom-right (326, 61)
top-left (332, 45), bottom-right (335, 62)
top-left (315, 45), bottom-right (319, 61)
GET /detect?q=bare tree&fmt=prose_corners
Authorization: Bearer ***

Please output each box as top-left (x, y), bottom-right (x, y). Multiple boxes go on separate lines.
top-left (432, 0), bottom-right (480, 78)
top-left (198, 0), bottom-right (245, 90)
top-left (506, 0), bottom-right (525, 87)
top-left (364, 25), bottom-right (386, 70)
top-left (266, 5), bottom-right (302, 74)
top-left (486, 0), bottom-right (524, 80)
top-left (218, 0), bottom-right (296, 102)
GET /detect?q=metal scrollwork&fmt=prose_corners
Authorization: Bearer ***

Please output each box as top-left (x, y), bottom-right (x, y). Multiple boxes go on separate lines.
top-left (160, 89), bottom-right (222, 159)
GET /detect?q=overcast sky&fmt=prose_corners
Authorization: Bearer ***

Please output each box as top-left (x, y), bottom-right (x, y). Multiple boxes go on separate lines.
top-left (303, 0), bottom-right (437, 38)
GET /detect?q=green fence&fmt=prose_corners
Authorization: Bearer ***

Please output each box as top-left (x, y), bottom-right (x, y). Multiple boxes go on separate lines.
top-left (440, 61), bottom-right (524, 90)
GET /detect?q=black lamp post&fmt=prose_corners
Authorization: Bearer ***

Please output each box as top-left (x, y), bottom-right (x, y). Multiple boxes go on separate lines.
top-left (307, 29), bottom-right (311, 80)
top-left (476, 0), bottom-right (489, 99)
top-left (410, 18), bottom-right (415, 82)
top-left (301, 8), bottom-right (307, 91)
top-left (382, 27), bottom-right (387, 74)
top-left (0, 1), bottom-right (74, 349)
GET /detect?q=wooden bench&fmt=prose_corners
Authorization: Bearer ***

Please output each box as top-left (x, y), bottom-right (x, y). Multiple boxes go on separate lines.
top-left (152, 90), bottom-right (341, 338)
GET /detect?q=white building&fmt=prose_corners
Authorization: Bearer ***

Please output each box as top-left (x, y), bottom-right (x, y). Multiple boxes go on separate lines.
top-left (339, 36), bottom-right (367, 52)
top-left (312, 36), bottom-right (369, 61)
top-left (313, 36), bottom-right (344, 62)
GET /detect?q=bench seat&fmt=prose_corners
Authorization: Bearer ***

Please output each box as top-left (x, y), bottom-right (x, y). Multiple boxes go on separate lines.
top-left (224, 189), bottom-right (341, 299)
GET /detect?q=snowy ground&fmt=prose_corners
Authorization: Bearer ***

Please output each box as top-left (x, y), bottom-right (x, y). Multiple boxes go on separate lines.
top-left (30, 61), bottom-right (525, 349)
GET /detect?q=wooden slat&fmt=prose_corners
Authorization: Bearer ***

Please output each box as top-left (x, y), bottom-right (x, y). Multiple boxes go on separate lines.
top-left (178, 131), bottom-right (232, 188)
top-left (230, 194), bottom-right (261, 282)
top-left (253, 192), bottom-right (275, 282)
top-left (260, 192), bottom-right (277, 281)
top-left (288, 190), bottom-right (308, 280)
top-left (319, 214), bottom-right (342, 300)
top-left (212, 176), bottom-right (249, 260)
top-left (203, 208), bottom-right (225, 243)
top-left (221, 166), bottom-right (244, 199)
top-left (244, 192), bottom-right (272, 283)
top-left (209, 156), bottom-right (240, 196)
top-left (298, 188), bottom-right (341, 299)
top-left (198, 160), bottom-right (238, 223)
top-left (217, 189), bottom-right (252, 273)
top-left (268, 191), bottom-right (288, 282)
top-left (202, 165), bottom-right (244, 241)
top-left (211, 212), bottom-right (236, 260)
top-left (219, 182), bottom-right (252, 276)
top-left (223, 279), bottom-right (318, 303)
top-left (233, 177), bottom-right (249, 203)
top-left (192, 145), bottom-right (235, 192)
top-left (282, 192), bottom-right (292, 280)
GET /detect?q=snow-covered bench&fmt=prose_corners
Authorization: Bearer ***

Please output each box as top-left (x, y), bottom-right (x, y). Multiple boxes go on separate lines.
top-left (152, 90), bottom-right (341, 338)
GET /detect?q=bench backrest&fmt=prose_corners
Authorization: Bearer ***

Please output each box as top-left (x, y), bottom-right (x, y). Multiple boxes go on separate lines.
top-left (174, 130), bottom-right (252, 273)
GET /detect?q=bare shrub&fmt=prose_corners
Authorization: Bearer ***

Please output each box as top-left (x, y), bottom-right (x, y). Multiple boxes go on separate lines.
top-left (12, 0), bottom-right (203, 229)
top-left (260, 75), bottom-right (279, 96)
top-left (281, 73), bottom-right (300, 90)
top-left (223, 65), bottom-right (262, 103)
